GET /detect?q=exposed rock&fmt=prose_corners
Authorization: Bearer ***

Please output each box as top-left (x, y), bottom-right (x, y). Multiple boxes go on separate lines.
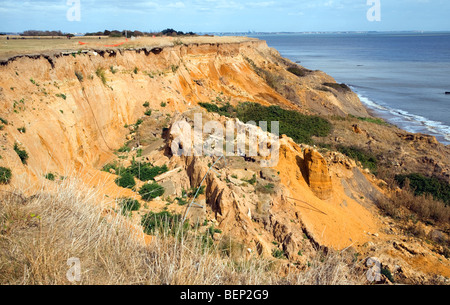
top-left (303, 148), bottom-right (333, 200)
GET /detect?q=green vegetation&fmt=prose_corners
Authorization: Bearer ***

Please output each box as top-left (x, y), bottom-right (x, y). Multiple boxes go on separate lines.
top-left (199, 102), bottom-right (332, 145)
top-left (56, 93), bottom-right (67, 100)
top-left (117, 145), bottom-right (131, 153)
top-left (75, 71), bottom-right (83, 82)
top-left (102, 161), bottom-right (124, 173)
top-left (117, 198), bottom-right (141, 214)
top-left (44, 173), bottom-right (56, 181)
top-left (133, 67), bottom-right (139, 74)
top-left (395, 174), bottom-right (450, 205)
top-left (287, 66), bottom-right (309, 77)
top-left (115, 172), bottom-right (136, 189)
top-left (13, 142), bottom-right (29, 165)
top-left (96, 67), bottom-right (107, 85)
top-left (242, 174), bottom-right (257, 185)
top-left (0, 167), bottom-right (12, 184)
top-left (141, 211), bottom-right (187, 235)
top-left (17, 127), bottom-right (26, 133)
top-left (143, 101), bottom-right (150, 108)
top-left (0, 117), bottom-right (8, 125)
top-left (110, 66), bottom-right (118, 74)
top-left (355, 116), bottom-right (389, 126)
top-left (337, 145), bottom-right (378, 174)
top-left (323, 82), bottom-right (351, 92)
top-left (127, 162), bottom-right (168, 182)
top-left (144, 109), bottom-right (152, 116)
top-left (160, 102), bottom-right (167, 108)
top-left (139, 182), bottom-right (165, 201)
top-left (272, 249), bottom-right (286, 259)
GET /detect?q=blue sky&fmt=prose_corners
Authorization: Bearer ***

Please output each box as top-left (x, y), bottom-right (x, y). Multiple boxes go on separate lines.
top-left (0, 0), bottom-right (449, 33)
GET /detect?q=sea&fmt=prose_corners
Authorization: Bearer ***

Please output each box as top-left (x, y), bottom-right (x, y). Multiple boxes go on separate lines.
top-left (249, 32), bottom-right (450, 145)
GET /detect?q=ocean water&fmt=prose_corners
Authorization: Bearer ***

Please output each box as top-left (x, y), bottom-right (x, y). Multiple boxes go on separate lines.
top-left (250, 33), bottom-right (450, 145)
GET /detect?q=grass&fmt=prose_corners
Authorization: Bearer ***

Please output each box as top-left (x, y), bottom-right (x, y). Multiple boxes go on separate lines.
top-left (199, 102), bottom-right (332, 145)
top-left (0, 178), bottom-right (367, 285)
top-left (13, 142), bottom-right (29, 165)
top-left (0, 167), bottom-right (12, 184)
top-left (127, 162), bottom-right (168, 182)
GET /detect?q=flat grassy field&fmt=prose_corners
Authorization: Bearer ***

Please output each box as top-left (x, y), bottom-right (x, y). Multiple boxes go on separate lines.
top-left (0, 35), bottom-right (257, 60)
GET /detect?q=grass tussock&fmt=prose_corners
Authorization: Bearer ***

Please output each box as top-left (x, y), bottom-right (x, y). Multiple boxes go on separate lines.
top-left (0, 179), bottom-right (365, 285)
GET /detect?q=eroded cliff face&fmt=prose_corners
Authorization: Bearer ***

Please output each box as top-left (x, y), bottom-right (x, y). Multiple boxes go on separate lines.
top-left (0, 39), bottom-right (448, 283)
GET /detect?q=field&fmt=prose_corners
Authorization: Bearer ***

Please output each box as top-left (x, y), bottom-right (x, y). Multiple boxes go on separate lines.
top-left (0, 35), bottom-right (256, 61)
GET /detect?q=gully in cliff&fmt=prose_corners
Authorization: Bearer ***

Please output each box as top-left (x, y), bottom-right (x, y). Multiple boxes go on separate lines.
top-left (170, 113), bottom-right (280, 167)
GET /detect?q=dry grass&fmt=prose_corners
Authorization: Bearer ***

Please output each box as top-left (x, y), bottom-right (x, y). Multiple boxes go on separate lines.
top-left (0, 178), bottom-right (365, 285)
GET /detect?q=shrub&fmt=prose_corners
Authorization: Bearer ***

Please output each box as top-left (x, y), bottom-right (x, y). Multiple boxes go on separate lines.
top-left (13, 142), bottom-right (29, 165)
top-left (0, 167), bottom-right (12, 184)
top-left (102, 161), bottom-right (125, 174)
top-left (272, 249), bottom-right (286, 259)
top-left (141, 211), bottom-right (187, 235)
top-left (395, 174), bottom-right (450, 205)
top-left (115, 172), bottom-right (136, 189)
top-left (143, 102), bottom-right (150, 107)
top-left (56, 93), bottom-right (67, 100)
top-left (337, 145), bottom-right (377, 174)
top-left (133, 67), bottom-right (139, 74)
top-left (44, 173), bottom-right (56, 181)
top-left (75, 71), bottom-right (83, 82)
top-left (110, 66), bottom-right (118, 74)
top-left (287, 66), bottom-right (309, 77)
top-left (160, 102), bottom-right (167, 107)
top-left (139, 183), bottom-right (165, 201)
top-left (118, 198), bottom-right (141, 213)
top-left (17, 127), bottom-right (26, 133)
top-left (144, 109), bottom-right (152, 116)
top-left (127, 162), bottom-right (168, 182)
top-left (117, 145), bottom-right (131, 153)
top-left (323, 83), bottom-right (351, 92)
top-left (96, 67), bottom-right (107, 85)
top-left (0, 117), bottom-right (8, 125)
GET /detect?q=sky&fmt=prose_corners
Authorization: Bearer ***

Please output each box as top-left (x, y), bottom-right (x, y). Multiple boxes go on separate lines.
top-left (0, 0), bottom-right (449, 33)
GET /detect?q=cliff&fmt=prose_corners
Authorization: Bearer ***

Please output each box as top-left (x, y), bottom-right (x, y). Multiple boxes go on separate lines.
top-left (0, 37), bottom-right (449, 284)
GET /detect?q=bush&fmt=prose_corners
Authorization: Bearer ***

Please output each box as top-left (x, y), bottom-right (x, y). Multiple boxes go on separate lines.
top-left (118, 198), bottom-right (141, 213)
top-left (287, 66), bottom-right (309, 77)
top-left (0, 117), bottom-right (8, 125)
top-left (395, 174), bottom-right (450, 206)
top-left (102, 161), bottom-right (125, 174)
top-left (198, 102), bottom-right (332, 145)
top-left (127, 162), bottom-right (168, 182)
top-left (144, 109), bottom-right (152, 116)
top-left (272, 249), bottom-right (286, 259)
top-left (139, 183), bottom-right (165, 201)
top-left (117, 145), bottom-right (131, 153)
top-left (13, 142), bottom-right (29, 165)
top-left (56, 93), bottom-right (67, 100)
top-left (96, 67), bottom-right (107, 85)
top-left (17, 127), bottom-right (26, 133)
top-left (143, 102), bottom-right (150, 107)
top-left (141, 211), bottom-right (187, 235)
top-left (337, 145), bottom-right (377, 174)
top-left (0, 167), bottom-right (12, 184)
top-left (44, 173), bottom-right (56, 181)
top-left (115, 172), bottom-right (136, 189)
top-left (75, 71), bottom-right (83, 82)
top-left (323, 83), bottom-right (351, 92)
